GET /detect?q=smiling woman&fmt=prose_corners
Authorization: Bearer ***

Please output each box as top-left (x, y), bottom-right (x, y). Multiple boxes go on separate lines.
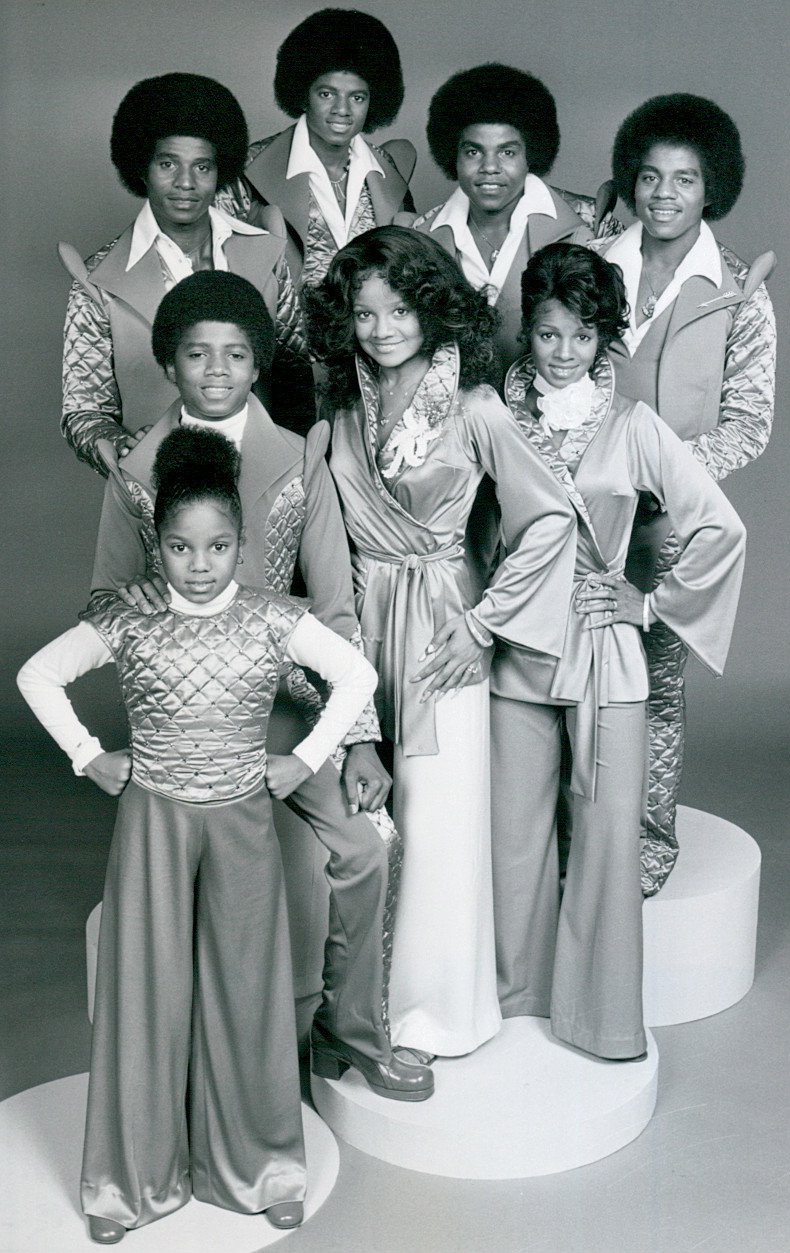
top-left (215, 8), bottom-right (417, 287)
top-left (60, 72), bottom-right (312, 475)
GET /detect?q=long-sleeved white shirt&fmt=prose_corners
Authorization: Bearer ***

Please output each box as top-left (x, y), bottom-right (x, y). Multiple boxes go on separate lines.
top-left (17, 582), bottom-right (377, 779)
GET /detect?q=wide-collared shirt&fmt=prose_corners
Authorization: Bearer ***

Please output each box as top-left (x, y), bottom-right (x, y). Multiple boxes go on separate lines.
top-left (604, 220), bottom-right (723, 353)
top-left (180, 404), bottom-right (249, 450)
top-left (125, 201), bottom-right (269, 288)
top-left (286, 114), bottom-right (383, 251)
top-left (429, 174), bottom-right (558, 299)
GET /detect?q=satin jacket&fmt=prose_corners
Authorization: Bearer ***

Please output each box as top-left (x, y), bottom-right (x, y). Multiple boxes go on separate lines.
top-left (90, 394), bottom-right (379, 746)
top-left (61, 212), bottom-right (310, 474)
top-left (216, 126), bottom-right (416, 283)
top-left (501, 358), bottom-right (746, 799)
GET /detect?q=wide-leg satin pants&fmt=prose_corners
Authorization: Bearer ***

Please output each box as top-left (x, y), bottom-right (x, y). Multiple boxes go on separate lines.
top-left (490, 696), bottom-right (648, 1060)
top-left (81, 780), bottom-right (306, 1229)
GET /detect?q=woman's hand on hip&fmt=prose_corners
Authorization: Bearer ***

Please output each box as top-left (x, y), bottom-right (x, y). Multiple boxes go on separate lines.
top-left (84, 749), bottom-right (131, 796)
top-left (412, 615), bottom-right (492, 698)
top-left (575, 574), bottom-right (645, 628)
top-left (266, 753), bottom-right (314, 800)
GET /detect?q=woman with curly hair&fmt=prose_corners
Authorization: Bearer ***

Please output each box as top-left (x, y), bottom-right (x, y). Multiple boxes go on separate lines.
top-left (61, 72), bottom-right (313, 474)
top-left (592, 94), bottom-right (776, 895)
top-left (496, 243), bottom-right (745, 1058)
top-left (304, 226), bottom-right (577, 1058)
top-left (217, 9), bottom-right (416, 287)
top-left (397, 63), bottom-right (616, 388)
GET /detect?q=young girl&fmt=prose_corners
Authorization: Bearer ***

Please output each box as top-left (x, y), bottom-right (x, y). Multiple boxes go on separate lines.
top-left (493, 242), bottom-right (746, 1059)
top-left (304, 225), bottom-right (577, 1059)
top-left (17, 427), bottom-right (377, 1243)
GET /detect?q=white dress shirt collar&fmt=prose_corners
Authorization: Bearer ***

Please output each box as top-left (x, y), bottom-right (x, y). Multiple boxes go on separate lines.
top-left (604, 220), bottom-right (723, 352)
top-left (286, 113), bottom-right (383, 250)
top-left (430, 174), bottom-right (557, 301)
top-left (168, 580), bottom-right (240, 617)
top-left (126, 202), bottom-right (266, 278)
top-left (180, 403), bottom-right (249, 451)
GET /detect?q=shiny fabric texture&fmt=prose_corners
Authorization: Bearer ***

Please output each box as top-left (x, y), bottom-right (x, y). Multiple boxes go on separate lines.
top-left (61, 225), bottom-right (308, 474)
top-left (330, 344), bottom-right (578, 757)
top-left (81, 780), bottom-right (306, 1227)
top-left (491, 695), bottom-right (648, 1059)
top-left (83, 589), bottom-right (305, 803)
top-left (593, 237), bottom-right (776, 892)
top-left (502, 357), bottom-right (745, 801)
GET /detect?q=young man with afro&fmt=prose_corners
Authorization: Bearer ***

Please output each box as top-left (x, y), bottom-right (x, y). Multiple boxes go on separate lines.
top-left (591, 93), bottom-right (776, 894)
top-left (216, 8), bottom-right (416, 287)
top-left (61, 72), bottom-right (314, 472)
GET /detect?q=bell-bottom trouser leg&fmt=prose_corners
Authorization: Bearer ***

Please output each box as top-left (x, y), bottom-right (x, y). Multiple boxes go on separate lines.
top-left (286, 759), bottom-right (391, 1062)
top-left (491, 696), bottom-right (648, 1059)
top-left (81, 781), bottom-right (306, 1229)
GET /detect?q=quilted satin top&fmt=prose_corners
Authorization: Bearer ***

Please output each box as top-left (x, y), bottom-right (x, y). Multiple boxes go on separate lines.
top-left (83, 588), bottom-right (304, 803)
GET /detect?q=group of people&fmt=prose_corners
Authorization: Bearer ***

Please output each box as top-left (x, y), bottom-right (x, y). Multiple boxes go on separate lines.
top-left (17, 6), bottom-right (775, 1245)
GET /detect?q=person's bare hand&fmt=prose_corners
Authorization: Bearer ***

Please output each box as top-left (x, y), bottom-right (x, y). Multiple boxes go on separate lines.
top-left (575, 574), bottom-right (645, 628)
top-left (266, 753), bottom-right (313, 800)
top-left (342, 742), bottom-right (391, 813)
top-left (412, 615), bottom-right (491, 698)
top-left (84, 749), bottom-right (132, 796)
top-left (116, 576), bottom-right (170, 615)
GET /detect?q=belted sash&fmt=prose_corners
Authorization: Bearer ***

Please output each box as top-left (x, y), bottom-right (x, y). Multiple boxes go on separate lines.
top-left (357, 542), bottom-right (465, 757)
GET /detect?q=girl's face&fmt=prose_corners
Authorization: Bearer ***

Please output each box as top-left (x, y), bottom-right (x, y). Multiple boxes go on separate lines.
top-left (166, 321), bottom-right (259, 421)
top-left (455, 123), bottom-right (529, 217)
top-left (530, 299), bottom-right (600, 388)
top-left (305, 71), bottom-right (370, 148)
top-left (634, 142), bottom-right (707, 243)
top-left (352, 273), bottom-right (426, 370)
top-left (145, 136), bottom-right (218, 232)
top-left (158, 499), bottom-right (240, 603)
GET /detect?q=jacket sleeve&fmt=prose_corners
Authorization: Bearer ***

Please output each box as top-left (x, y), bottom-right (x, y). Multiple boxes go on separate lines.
top-left (62, 279), bottom-right (128, 476)
top-left (270, 251), bottom-right (316, 435)
top-left (687, 283), bottom-right (776, 481)
top-left (458, 389), bottom-right (577, 658)
top-left (90, 471), bottom-right (150, 596)
top-left (297, 421), bottom-right (381, 744)
top-left (628, 404), bottom-right (746, 673)
top-left (214, 175), bottom-right (254, 222)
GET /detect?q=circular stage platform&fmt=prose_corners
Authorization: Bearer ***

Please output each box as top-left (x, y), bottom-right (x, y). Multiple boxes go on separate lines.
top-left (0, 1075), bottom-right (339, 1253)
top-left (312, 1016), bottom-right (658, 1179)
top-left (642, 806), bottom-right (761, 1026)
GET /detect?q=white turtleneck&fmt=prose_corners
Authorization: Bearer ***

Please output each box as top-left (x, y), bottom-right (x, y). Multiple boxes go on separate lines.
top-left (180, 404), bottom-right (249, 450)
top-left (17, 581), bottom-right (376, 779)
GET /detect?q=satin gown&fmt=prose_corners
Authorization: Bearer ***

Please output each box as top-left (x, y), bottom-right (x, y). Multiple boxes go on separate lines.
top-left (329, 345), bottom-right (577, 1055)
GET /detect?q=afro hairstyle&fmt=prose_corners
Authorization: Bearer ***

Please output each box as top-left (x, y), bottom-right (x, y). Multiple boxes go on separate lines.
top-left (273, 8), bottom-right (404, 131)
top-left (520, 242), bottom-right (629, 350)
top-left (426, 63), bottom-right (560, 181)
top-left (110, 72), bottom-right (249, 197)
top-left (152, 425), bottom-right (242, 533)
top-left (612, 93), bottom-right (744, 220)
top-left (151, 271), bottom-right (275, 373)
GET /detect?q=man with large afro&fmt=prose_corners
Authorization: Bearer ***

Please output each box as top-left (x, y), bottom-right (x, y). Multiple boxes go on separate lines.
top-left (591, 93), bottom-right (776, 895)
top-left (396, 63), bottom-right (617, 388)
top-left (61, 71), bottom-right (313, 476)
top-left (215, 8), bottom-right (416, 287)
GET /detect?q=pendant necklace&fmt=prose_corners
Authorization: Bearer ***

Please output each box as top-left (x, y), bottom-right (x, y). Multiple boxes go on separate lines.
top-left (328, 161), bottom-right (350, 210)
top-left (640, 276), bottom-right (658, 320)
top-left (469, 218), bottom-right (503, 263)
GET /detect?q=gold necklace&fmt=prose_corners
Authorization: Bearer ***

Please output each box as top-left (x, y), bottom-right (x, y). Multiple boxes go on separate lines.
top-left (469, 217), bottom-right (504, 262)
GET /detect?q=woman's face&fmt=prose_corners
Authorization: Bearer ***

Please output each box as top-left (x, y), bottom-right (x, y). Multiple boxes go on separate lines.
top-left (352, 273), bottom-right (426, 369)
top-left (158, 499), bottom-right (240, 604)
top-left (530, 299), bottom-right (600, 388)
top-left (456, 123), bottom-right (529, 217)
top-left (634, 142), bottom-right (707, 243)
top-left (145, 136), bottom-right (218, 232)
top-left (305, 71), bottom-right (370, 148)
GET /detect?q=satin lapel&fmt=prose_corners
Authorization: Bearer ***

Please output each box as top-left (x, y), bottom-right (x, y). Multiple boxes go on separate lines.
top-left (120, 402), bottom-right (182, 492)
top-left (245, 128), bottom-right (311, 247)
top-left (238, 395), bottom-right (302, 506)
top-left (88, 226), bottom-right (165, 327)
top-left (224, 232), bottom-right (284, 292)
top-left (504, 359), bottom-right (599, 545)
top-left (664, 258), bottom-right (744, 338)
top-left (526, 189), bottom-right (586, 254)
top-left (366, 152), bottom-right (407, 225)
top-left (420, 221), bottom-right (456, 259)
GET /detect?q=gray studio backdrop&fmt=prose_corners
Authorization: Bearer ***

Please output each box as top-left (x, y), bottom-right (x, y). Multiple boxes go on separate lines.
top-left (2, 0), bottom-right (788, 773)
